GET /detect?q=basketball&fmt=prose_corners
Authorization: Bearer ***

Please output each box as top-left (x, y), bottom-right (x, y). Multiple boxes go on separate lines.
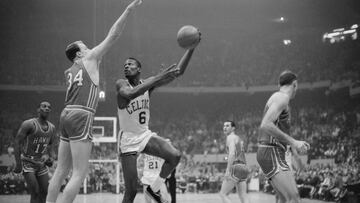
top-left (177, 25), bottom-right (201, 49)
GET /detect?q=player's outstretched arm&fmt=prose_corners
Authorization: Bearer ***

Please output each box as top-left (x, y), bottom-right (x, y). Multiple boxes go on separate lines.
top-left (116, 64), bottom-right (178, 108)
top-left (175, 47), bottom-right (195, 77)
top-left (150, 48), bottom-right (196, 90)
top-left (88, 0), bottom-right (142, 61)
top-left (176, 29), bottom-right (201, 76)
top-left (13, 120), bottom-right (33, 173)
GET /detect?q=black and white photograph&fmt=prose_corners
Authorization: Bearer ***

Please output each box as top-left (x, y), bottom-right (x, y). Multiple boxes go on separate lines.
top-left (0, 0), bottom-right (359, 203)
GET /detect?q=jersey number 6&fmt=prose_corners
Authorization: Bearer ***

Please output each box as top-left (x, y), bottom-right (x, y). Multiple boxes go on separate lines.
top-left (139, 111), bottom-right (146, 124)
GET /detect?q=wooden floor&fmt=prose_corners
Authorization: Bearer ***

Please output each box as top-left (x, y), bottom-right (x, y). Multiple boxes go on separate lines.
top-left (0, 192), bottom-right (334, 203)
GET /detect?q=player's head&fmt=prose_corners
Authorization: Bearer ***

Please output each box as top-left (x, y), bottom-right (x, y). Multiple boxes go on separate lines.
top-left (124, 57), bottom-right (142, 79)
top-left (37, 101), bottom-right (51, 119)
top-left (279, 70), bottom-right (298, 98)
top-left (65, 41), bottom-right (89, 62)
top-left (223, 120), bottom-right (235, 136)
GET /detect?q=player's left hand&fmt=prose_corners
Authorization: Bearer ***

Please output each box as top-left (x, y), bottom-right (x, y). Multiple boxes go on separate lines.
top-left (41, 154), bottom-right (49, 162)
top-left (44, 157), bottom-right (54, 167)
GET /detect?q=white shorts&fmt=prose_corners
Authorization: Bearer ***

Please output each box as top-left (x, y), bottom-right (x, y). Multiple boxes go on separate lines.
top-left (119, 130), bottom-right (155, 154)
top-left (141, 173), bottom-right (158, 186)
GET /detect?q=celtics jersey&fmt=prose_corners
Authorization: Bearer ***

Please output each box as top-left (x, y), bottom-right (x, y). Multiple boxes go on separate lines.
top-left (64, 60), bottom-right (99, 111)
top-left (141, 154), bottom-right (164, 185)
top-left (118, 80), bottom-right (150, 137)
top-left (22, 118), bottom-right (55, 159)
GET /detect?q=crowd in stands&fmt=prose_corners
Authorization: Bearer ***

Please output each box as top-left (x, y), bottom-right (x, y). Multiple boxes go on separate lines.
top-left (1, 94), bottom-right (359, 201)
top-left (262, 163), bottom-right (360, 202)
top-left (1, 38), bottom-right (359, 87)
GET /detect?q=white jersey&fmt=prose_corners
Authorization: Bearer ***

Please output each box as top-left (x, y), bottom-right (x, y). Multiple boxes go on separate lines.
top-left (118, 81), bottom-right (150, 138)
top-left (141, 154), bottom-right (164, 185)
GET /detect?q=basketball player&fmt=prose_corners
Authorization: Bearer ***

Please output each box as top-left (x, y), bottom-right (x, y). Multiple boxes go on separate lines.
top-left (219, 121), bottom-right (250, 203)
top-left (116, 36), bottom-right (200, 202)
top-left (139, 153), bottom-right (171, 203)
top-left (46, 1), bottom-right (143, 203)
top-left (14, 101), bottom-right (56, 203)
top-left (257, 70), bottom-right (310, 203)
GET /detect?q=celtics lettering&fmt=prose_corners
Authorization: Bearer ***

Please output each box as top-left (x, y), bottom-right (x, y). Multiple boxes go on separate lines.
top-left (126, 99), bottom-right (149, 114)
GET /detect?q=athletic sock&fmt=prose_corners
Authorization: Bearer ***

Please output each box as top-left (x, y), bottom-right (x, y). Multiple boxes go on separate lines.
top-left (150, 176), bottom-right (165, 192)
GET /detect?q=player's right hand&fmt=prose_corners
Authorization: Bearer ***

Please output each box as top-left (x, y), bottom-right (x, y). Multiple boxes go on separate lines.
top-left (127, 0), bottom-right (142, 10)
top-left (14, 163), bottom-right (22, 174)
top-left (292, 140), bottom-right (310, 154)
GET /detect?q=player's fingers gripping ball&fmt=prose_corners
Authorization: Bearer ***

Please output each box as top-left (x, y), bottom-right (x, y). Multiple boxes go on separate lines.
top-left (177, 25), bottom-right (201, 49)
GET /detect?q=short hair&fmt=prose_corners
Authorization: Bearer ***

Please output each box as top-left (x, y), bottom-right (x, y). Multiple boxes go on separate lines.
top-left (65, 42), bottom-right (81, 62)
top-left (279, 70), bottom-right (297, 86)
top-left (225, 120), bottom-right (236, 128)
top-left (127, 57), bottom-right (142, 68)
top-left (38, 101), bottom-right (51, 108)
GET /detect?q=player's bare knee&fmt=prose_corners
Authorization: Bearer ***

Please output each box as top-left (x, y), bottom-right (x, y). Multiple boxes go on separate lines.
top-left (290, 192), bottom-right (301, 203)
top-left (219, 191), bottom-right (228, 198)
top-left (172, 149), bottom-right (181, 165)
top-left (56, 167), bottom-right (70, 177)
top-left (71, 170), bottom-right (88, 181)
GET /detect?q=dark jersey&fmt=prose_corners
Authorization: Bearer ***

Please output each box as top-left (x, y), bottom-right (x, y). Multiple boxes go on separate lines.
top-left (258, 92), bottom-right (291, 148)
top-left (64, 60), bottom-right (99, 111)
top-left (227, 134), bottom-right (247, 165)
top-left (22, 118), bottom-right (55, 159)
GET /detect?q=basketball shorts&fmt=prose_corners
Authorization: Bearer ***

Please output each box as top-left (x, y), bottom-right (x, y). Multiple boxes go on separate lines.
top-left (59, 105), bottom-right (95, 142)
top-left (256, 145), bottom-right (290, 179)
top-left (22, 157), bottom-right (48, 176)
top-left (141, 173), bottom-right (157, 187)
top-left (119, 130), bottom-right (154, 154)
top-left (228, 163), bottom-right (250, 182)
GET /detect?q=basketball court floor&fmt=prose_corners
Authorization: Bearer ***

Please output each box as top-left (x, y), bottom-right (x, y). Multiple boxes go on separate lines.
top-left (0, 192), bottom-right (334, 203)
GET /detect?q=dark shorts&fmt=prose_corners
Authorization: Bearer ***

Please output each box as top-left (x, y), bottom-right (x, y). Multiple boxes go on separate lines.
top-left (229, 163), bottom-right (250, 182)
top-left (59, 106), bottom-right (95, 142)
top-left (22, 158), bottom-right (48, 176)
top-left (256, 145), bottom-right (289, 179)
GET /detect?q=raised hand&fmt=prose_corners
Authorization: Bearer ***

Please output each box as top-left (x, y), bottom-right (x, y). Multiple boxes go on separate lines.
top-left (127, 0), bottom-right (143, 10)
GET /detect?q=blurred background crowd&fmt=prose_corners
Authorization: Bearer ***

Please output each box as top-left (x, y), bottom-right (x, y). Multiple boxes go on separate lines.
top-left (1, 0), bottom-right (360, 202)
